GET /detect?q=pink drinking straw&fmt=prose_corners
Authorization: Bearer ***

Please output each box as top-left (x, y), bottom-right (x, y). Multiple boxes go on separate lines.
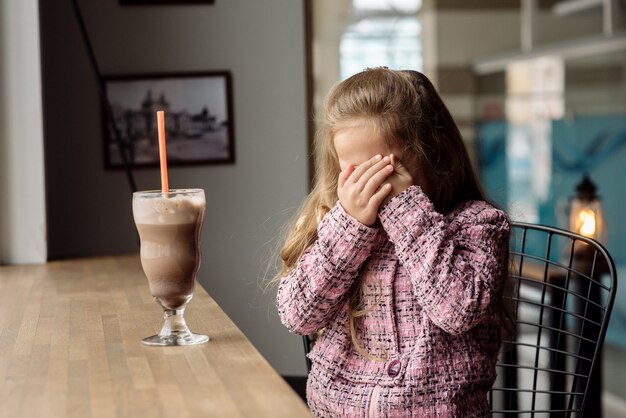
top-left (156, 111), bottom-right (169, 195)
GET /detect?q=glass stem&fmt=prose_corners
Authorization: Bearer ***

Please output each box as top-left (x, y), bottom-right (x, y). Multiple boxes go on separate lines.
top-left (159, 308), bottom-right (190, 337)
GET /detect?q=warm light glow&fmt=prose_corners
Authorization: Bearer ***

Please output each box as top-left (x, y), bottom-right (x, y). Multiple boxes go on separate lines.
top-left (578, 209), bottom-right (596, 237)
top-left (568, 176), bottom-right (606, 244)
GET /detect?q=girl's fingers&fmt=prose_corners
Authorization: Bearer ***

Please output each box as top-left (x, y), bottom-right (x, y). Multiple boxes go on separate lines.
top-left (369, 183), bottom-right (393, 207)
top-left (338, 164), bottom-right (354, 188)
top-left (362, 162), bottom-right (393, 196)
top-left (347, 154), bottom-right (382, 185)
top-left (356, 155), bottom-right (391, 191)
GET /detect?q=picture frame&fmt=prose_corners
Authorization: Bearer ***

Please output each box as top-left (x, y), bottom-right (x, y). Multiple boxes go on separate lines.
top-left (120, 1), bottom-right (215, 5)
top-left (103, 71), bottom-right (234, 168)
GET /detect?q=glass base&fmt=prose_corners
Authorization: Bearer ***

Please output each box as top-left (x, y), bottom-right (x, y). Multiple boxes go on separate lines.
top-left (142, 307), bottom-right (209, 346)
top-left (142, 332), bottom-right (209, 346)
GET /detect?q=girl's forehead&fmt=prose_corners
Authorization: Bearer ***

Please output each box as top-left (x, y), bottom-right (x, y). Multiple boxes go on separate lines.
top-left (333, 123), bottom-right (388, 150)
top-left (333, 124), bottom-right (395, 169)
top-left (333, 125), bottom-right (387, 152)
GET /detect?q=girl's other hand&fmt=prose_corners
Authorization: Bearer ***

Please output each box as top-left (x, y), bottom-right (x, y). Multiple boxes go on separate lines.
top-left (381, 154), bottom-right (414, 207)
top-left (337, 154), bottom-right (394, 226)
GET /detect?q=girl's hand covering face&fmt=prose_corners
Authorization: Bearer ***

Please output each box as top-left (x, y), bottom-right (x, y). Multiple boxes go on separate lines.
top-left (337, 154), bottom-right (394, 226)
top-left (337, 154), bottom-right (415, 226)
top-left (381, 154), bottom-right (414, 206)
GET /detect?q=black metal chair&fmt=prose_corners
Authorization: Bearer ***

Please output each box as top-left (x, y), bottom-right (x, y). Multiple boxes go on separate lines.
top-left (491, 221), bottom-right (617, 417)
top-left (302, 222), bottom-right (618, 417)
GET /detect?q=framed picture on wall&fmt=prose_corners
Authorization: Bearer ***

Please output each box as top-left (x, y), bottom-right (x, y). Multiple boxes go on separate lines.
top-left (103, 71), bottom-right (234, 168)
top-left (120, 1), bottom-right (215, 5)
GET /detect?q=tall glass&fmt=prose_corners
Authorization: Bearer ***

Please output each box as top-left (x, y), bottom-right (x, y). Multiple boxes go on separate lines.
top-left (132, 188), bottom-right (209, 346)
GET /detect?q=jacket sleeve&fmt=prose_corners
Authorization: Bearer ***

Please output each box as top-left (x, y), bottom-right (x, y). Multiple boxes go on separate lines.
top-left (276, 202), bottom-right (379, 335)
top-left (378, 185), bottom-right (510, 335)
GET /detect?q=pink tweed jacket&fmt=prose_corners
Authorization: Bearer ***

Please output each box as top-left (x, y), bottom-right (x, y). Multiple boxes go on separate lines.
top-left (277, 186), bottom-right (510, 417)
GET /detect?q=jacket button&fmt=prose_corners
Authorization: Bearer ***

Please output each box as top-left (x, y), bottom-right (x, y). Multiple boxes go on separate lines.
top-left (387, 359), bottom-right (401, 378)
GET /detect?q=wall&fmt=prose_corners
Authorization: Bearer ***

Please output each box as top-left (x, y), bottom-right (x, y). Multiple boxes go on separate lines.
top-left (0, 0), bottom-right (47, 264)
top-left (39, 0), bottom-right (309, 376)
top-left (311, 0), bottom-right (350, 115)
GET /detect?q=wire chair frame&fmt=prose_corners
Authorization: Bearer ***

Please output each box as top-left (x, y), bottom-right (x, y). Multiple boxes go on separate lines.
top-left (490, 222), bottom-right (617, 417)
top-left (301, 222), bottom-right (617, 417)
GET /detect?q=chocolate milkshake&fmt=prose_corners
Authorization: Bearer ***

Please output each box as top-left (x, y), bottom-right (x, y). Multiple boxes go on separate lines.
top-left (133, 189), bottom-right (209, 346)
top-left (133, 189), bottom-right (205, 309)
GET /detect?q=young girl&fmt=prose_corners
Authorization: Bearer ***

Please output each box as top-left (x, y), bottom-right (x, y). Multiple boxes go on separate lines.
top-left (276, 68), bottom-right (510, 417)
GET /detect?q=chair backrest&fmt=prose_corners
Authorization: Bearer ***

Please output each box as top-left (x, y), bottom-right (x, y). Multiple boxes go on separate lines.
top-left (301, 222), bottom-right (618, 417)
top-left (490, 221), bottom-right (617, 417)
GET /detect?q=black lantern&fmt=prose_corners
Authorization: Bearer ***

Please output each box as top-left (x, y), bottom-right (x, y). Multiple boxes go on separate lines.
top-left (568, 174), bottom-right (606, 243)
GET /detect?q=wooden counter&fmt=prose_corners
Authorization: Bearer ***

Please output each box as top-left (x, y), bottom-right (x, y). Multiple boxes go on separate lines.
top-left (0, 255), bottom-right (310, 418)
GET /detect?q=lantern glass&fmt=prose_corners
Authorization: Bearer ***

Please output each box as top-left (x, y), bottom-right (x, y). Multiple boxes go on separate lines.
top-left (569, 197), bottom-right (606, 243)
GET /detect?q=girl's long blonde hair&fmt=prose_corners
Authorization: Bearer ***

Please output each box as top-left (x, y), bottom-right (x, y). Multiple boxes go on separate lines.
top-left (276, 68), bottom-right (512, 357)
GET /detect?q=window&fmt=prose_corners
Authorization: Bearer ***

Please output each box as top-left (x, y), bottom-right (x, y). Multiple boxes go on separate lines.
top-left (340, 0), bottom-right (422, 79)
top-left (505, 57), bottom-right (564, 223)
